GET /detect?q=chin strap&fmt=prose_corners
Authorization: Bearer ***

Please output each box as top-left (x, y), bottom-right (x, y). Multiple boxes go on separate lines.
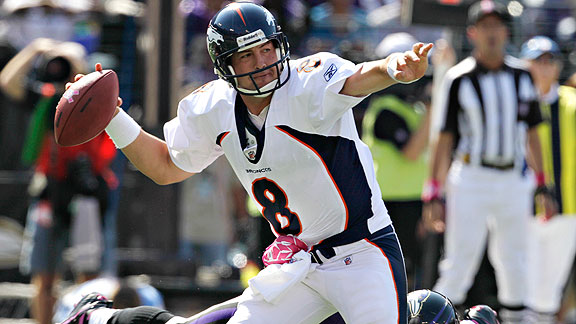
top-left (228, 65), bottom-right (277, 97)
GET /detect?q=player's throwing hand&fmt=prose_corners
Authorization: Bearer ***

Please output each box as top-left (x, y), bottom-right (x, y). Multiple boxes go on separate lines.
top-left (66, 63), bottom-right (123, 110)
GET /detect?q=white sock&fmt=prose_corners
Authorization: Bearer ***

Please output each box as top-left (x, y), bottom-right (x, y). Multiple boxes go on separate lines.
top-left (88, 308), bottom-right (120, 324)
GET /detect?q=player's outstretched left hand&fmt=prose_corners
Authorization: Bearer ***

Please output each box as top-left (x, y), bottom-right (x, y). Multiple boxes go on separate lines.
top-left (392, 43), bottom-right (434, 84)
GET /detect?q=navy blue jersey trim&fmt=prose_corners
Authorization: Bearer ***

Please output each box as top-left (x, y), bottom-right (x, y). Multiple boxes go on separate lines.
top-left (234, 94), bottom-right (265, 164)
top-left (366, 227), bottom-right (407, 324)
top-left (275, 125), bottom-right (374, 229)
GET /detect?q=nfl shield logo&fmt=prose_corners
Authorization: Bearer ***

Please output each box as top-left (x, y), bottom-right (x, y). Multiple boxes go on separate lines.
top-left (243, 145), bottom-right (257, 161)
top-left (344, 256), bottom-right (352, 265)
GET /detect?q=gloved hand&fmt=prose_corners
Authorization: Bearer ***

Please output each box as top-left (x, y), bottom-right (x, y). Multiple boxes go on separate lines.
top-left (262, 235), bottom-right (308, 267)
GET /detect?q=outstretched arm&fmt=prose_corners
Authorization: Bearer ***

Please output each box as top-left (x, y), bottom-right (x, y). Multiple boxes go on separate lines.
top-left (118, 120), bottom-right (194, 185)
top-left (340, 43), bottom-right (433, 97)
top-left (66, 65), bottom-right (194, 185)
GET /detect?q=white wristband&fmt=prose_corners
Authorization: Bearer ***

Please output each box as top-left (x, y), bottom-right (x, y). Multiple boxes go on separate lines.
top-left (105, 109), bottom-right (141, 149)
top-left (387, 53), bottom-right (418, 84)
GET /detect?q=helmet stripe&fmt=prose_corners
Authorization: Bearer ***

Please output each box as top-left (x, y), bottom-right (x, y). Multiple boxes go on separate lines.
top-left (235, 8), bottom-right (247, 25)
top-left (431, 302), bottom-right (450, 323)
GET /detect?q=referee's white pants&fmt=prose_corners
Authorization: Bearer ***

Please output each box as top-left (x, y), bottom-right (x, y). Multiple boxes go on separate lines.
top-left (434, 162), bottom-right (533, 306)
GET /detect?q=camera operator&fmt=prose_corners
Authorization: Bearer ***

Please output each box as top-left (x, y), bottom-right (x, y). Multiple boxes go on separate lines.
top-left (0, 38), bottom-right (117, 324)
top-left (0, 38), bottom-right (85, 102)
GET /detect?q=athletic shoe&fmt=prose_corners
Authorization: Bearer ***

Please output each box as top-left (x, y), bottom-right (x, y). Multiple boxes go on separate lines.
top-left (59, 292), bottom-right (113, 324)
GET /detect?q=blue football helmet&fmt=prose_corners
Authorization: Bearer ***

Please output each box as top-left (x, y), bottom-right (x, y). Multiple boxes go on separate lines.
top-left (408, 289), bottom-right (459, 324)
top-left (206, 2), bottom-right (290, 97)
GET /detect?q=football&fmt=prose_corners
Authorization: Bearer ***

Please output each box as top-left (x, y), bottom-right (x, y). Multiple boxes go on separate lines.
top-left (54, 69), bottom-right (118, 146)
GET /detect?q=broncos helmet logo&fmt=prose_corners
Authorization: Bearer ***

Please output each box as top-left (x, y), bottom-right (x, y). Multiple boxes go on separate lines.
top-left (207, 26), bottom-right (224, 46)
top-left (265, 10), bottom-right (275, 27)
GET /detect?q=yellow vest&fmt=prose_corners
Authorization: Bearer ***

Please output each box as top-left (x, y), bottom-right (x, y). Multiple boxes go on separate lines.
top-left (362, 95), bottom-right (428, 200)
top-left (537, 86), bottom-right (576, 214)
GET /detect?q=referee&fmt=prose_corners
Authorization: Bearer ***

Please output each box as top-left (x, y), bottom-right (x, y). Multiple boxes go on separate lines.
top-left (422, 1), bottom-right (556, 324)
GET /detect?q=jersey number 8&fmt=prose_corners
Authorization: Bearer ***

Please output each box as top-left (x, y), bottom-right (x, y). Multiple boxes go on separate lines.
top-left (252, 178), bottom-right (302, 236)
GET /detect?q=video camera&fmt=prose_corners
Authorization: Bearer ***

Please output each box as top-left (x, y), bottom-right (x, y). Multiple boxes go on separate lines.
top-left (28, 54), bottom-right (73, 96)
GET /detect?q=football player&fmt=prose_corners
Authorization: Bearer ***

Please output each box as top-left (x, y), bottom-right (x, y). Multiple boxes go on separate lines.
top-left (408, 289), bottom-right (500, 324)
top-left (62, 1), bottom-right (432, 323)
top-left (59, 289), bottom-right (500, 324)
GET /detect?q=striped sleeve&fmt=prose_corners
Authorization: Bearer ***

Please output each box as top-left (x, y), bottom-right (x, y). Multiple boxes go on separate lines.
top-left (439, 76), bottom-right (462, 134)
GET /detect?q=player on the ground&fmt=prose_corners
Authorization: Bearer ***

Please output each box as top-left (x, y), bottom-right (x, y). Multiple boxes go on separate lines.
top-left (61, 1), bottom-right (432, 323)
top-left (408, 289), bottom-right (459, 324)
top-left (407, 289), bottom-right (500, 324)
top-left (60, 289), bottom-right (500, 324)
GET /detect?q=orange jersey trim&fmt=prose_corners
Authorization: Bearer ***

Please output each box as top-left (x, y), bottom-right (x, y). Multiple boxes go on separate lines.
top-left (216, 131), bottom-right (230, 146)
top-left (275, 126), bottom-right (350, 230)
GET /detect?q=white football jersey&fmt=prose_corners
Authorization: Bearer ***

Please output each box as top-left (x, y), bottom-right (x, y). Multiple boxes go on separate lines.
top-left (164, 52), bottom-right (391, 246)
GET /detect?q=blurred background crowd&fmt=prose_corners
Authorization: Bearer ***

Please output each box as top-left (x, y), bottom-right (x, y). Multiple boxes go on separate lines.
top-left (0, 0), bottom-right (574, 323)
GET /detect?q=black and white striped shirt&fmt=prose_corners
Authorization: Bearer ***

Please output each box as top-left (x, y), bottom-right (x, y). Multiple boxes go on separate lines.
top-left (436, 56), bottom-right (542, 170)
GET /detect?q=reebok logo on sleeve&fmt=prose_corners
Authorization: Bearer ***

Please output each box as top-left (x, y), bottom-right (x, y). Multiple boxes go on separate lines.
top-left (324, 63), bottom-right (338, 82)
